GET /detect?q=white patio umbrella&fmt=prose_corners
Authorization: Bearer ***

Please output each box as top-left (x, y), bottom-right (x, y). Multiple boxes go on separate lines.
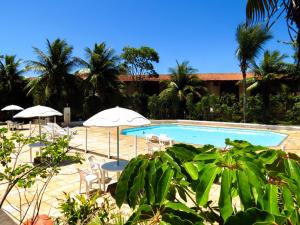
top-left (83, 106), bottom-right (151, 165)
top-left (2, 105), bottom-right (24, 111)
top-left (14, 105), bottom-right (62, 136)
top-left (1, 105), bottom-right (24, 119)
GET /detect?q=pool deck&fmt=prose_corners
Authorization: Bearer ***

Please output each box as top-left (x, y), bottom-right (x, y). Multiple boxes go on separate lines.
top-left (1, 121), bottom-right (300, 224)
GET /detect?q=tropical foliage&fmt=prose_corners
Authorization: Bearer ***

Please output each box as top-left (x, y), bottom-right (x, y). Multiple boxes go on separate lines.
top-left (157, 61), bottom-right (206, 117)
top-left (246, 0), bottom-right (300, 61)
top-left (248, 50), bottom-right (288, 122)
top-left (121, 46), bottom-right (159, 80)
top-left (26, 39), bottom-right (81, 110)
top-left (81, 42), bottom-right (124, 117)
top-left (0, 55), bottom-right (29, 115)
top-left (0, 128), bottom-right (82, 223)
top-left (236, 23), bottom-right (272, 122)
top-left (115, 140), bottom-right (300, 224)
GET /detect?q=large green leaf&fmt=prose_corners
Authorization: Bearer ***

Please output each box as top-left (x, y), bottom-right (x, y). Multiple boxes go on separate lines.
top-left (194, 153), bottom-right (221, 161)
top-left (183, 162), bottom-right (198, 180)
top-left (219, 168), bottom-right (233, 221)
top-left (224, 207), bottom-right (276, 225)
top-left (156, 167), bottom-right (174, 204)
top-left (167, 145), bottom-right (199, 161)
top-left (124, 204), bottom-right (153, 225)
top-left (258, 150), bottom-right (278, 165)
top-left (285, 159), bottom-right (300, 186)
top-left (161, 152), bottom-right (181, 173)
top-left (162, 213), bottom-right (201, 225)
top-left (237, 170), bottom-right (254, 209)
top-left (128, 159), bottom-right (149, 207)
top-left (115, 157), bottom-right (141, 207)
top-left (145, 159), bottom-right (157, 205)
top-left (262, 184), bottom-right (279, 215)
top-left (196, 164), bottom-right (221, 205)
top-left (282, 185), bottom-right (294, 212)
top-left (165, 202), bottom-right (197, 214)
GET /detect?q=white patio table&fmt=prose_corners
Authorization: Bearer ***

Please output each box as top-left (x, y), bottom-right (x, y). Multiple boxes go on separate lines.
top-left (101, 160), bottom-right (129, 180)
top-left (28, 141), bottom-right (47, 162)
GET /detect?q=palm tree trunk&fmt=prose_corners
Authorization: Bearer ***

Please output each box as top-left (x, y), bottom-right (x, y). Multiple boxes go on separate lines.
top-left (242, 70), bottom-right (247, 123)
top-left (262, 82), bottom-right (269, 123)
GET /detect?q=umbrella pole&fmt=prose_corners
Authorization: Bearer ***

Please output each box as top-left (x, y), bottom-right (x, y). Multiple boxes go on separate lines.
top-left (117, 126), bottom-right (119, 166)
top-left (29, 121), bottom-right (31, 138)
top-left (39, 117), bottom-right (41, 139)
top-left (134, 135), bottom-right (137, 157)
top-left (52, 121), bottom-right (54, 142)
top-left (85, 127), bottom-right (88, 153)
top-left (108, 131), bottom-right (111, 159)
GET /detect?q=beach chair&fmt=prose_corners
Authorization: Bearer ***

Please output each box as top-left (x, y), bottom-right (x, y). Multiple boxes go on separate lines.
top-left (159, 134), bottom-right (173, 146)
top-left (42, 123), bottom-right (75, 139)
top-left (77, 168), bottom-right (101, 197)
top-left (47, 123), bottom-right (76, 136)
top-left (87, 156), bottom-right (111, 191)
top-left (146, 141), bottom-right (161, 154)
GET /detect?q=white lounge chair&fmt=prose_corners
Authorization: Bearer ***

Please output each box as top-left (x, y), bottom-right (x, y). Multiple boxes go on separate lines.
top-left (47, 123), bottom-right (76, 136)
top-left (42, 123), bottom-right (76, 139)
top-left (77, 168), bottom-right (101, 197)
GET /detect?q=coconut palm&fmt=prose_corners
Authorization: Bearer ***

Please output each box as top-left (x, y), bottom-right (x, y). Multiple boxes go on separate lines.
top-left (248, 50), bottom-right (288, 122)
top-left (160, 61), bottom-right (206, 117)
top-left (80, 42), bottom-right (123, 114)
top-left (236, 24), bottom-right (272, 122)
top-left (0, 55), bottom-right (25, 91)
top-left (246, 0), bottom-right (300, 61)
top-left (0, 55), bottom-right (29, 108)
top-left (26, 39), bottom-right (80, 109)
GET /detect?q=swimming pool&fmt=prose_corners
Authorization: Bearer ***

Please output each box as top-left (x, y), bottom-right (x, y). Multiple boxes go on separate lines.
top-left (122, 124), bottom-right (287, 147)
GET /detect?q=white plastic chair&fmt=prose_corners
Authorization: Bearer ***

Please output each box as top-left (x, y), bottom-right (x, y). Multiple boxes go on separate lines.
top-left (146, 141), bottom-right (161, 154)
top-left (77, 168), bottom-right (101, 197)
top-left (87, 156), bottom-right (110, 191)
top-left (159, 134), bottom-right (173, 146)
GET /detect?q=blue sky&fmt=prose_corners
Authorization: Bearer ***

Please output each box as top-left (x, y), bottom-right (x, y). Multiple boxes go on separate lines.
top-left (0, 0), bottom-right (293, 74)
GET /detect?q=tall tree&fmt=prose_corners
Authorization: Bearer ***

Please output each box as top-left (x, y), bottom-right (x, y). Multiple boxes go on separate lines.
top-left (0, 55), bottom-right (29, 110)
top-left (0, 55), bottom-right (24, 91)
top-left (121, 46), bottom-right (159, 90)
top-left (248, 50), bottom-right (288, 122)
top-left (246, 0), bottom-right (300, 61)
top-left (81, 42), bottom-right (123, 115)
top-left (160, 61), bottom-right (206, 118)
top-left (26, 39), bottom-right (80, 110)
top-left (236, 24), bottom-right (272, 122)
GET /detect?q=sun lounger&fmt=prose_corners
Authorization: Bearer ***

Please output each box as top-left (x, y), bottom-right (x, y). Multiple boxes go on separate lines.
top-left (159, 134), bottom-right (173, 146)
top-left (42, 123), bottom-right (76, 139)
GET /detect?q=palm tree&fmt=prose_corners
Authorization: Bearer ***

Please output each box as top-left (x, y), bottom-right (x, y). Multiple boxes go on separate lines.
top-left (0, 55), bottom-right (25, 91)
top-left (0, 55), bottom-right (29, 107)
top-left (26, 39), bottom-right (80, 109)
top-left (160, 61), bottom-right (206, 117)
top-left (248, 50), bottom-right (287, 122)
top-left (246, 0), bottom-right (300, 61)
top-left (80, 42), bottom-right (123, 114)
top-left (236, 24), bottom-right (272, 122)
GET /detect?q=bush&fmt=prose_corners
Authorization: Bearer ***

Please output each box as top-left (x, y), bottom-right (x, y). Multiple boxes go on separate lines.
top-left (115, 140), bottom-right (300, 224)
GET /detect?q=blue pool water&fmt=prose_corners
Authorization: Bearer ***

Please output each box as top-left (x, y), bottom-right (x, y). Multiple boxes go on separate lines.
top-left (122, 124), bottom-right (287, 147)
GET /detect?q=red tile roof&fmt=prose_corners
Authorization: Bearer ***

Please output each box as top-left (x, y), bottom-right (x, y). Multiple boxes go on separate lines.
top-left (159, 73), bottom-right (254, 81)
top-left (75, 72), bottom-right (254, 82)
